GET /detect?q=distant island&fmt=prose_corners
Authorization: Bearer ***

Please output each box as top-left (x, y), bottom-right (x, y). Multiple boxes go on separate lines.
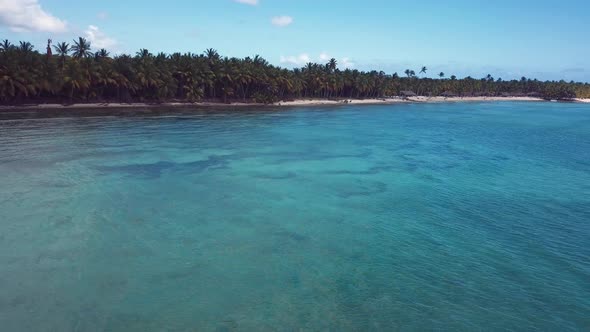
top-left (1, 37), bottom-right (589, 107)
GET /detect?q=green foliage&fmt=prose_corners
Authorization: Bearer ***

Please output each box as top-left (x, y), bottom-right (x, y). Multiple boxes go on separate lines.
top-left (0, 38), bottom-right (589, 104)
top-left (540, 83), bottom-right (576, 100)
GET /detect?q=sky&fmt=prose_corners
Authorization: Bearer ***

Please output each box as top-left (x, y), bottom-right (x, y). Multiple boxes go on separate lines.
top-left (1, 0), bottom-right (589, 82)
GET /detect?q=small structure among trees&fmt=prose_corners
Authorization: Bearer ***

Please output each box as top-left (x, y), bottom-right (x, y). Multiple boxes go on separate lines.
top-left (401, 91), bottom-right (417, 98)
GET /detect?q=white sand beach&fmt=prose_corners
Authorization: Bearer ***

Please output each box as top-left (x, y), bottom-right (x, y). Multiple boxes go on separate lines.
top-left (274, 98), bottom-right (407, 106)
top-left (406, 96), bottom-right (545, 103)
top-left (2, 97), bottom-right (589, 111)
top-left (275, 96), bottom-right (548, 106)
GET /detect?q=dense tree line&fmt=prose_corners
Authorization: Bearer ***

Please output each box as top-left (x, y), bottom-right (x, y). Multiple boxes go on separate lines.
top-left (1, 38), bottom-right (589, 105)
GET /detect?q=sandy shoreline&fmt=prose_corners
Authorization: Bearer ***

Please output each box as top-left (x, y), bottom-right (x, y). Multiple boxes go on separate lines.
top-left (0, 97), bottom-right (588, 111)
top-left (276, 96), bottom-right (558, 106)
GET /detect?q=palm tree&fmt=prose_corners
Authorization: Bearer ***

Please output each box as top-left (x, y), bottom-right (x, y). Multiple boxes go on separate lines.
top-left (0, 65), bottom-right (30, 102)
top-left (53, 42), bottom-right (70, 69)
top-left (53, 42), bottom-right (70, 57)
top-left (62, 60), bottom-right (91, 100)
top-left (71, 37), bottom-right (92, 58)
top-left (253, 54), bottom-right (268, 66)
top-left (205, 48), bottom-right (219, 63)
top-left (18, 41), bottom-right (34, 54)
top-left (96, 48), bottom-right (110, 58)
top-left (1, 37), bottom-right (589, 104)
top-left (328, 58), bottom-right (337, 72)
top-left (136, 49), bottom-right (152, 59)
top-left (420, 66), bottom-right (427, 75)
top-left (0, 39), bottom-right (12, 52)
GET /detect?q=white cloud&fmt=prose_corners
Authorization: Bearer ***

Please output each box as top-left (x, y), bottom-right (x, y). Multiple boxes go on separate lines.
top-left (340, 57), bottom-right (355, 69)
top-left (0, 0), bottom-right (67, 33)
top-left (186, 28), bottom-right (200, 39)
top-left (319, 52), bottom-right (355, 69)
top-left (234, 0), bottom-right (258, 5)
top-left (280, 53), bottom-right (355, 68)
top-left (85, 25), bottom-right (117, 50)
top-left (97, 11), bottom-right (108, 20)
top-left (271, 16), bottom-right (293, 27)
top-left (280, 53), bottom-right (311, 66)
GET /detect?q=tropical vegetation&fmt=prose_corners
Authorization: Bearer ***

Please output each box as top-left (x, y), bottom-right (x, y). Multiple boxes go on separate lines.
top-left (1, 38), bottom-right (589, 105)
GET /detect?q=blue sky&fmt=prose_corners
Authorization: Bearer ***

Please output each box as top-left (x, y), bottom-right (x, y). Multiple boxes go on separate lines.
top-left (1, 0), bottom-right (589, 82)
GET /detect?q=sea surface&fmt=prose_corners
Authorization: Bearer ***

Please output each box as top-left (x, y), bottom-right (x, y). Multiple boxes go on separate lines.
top-left (0, 102), bottom-right (589, 331)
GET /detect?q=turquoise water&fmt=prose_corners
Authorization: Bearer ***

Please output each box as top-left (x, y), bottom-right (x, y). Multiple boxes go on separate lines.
top-left (1, 102), bottom-right (589, 331)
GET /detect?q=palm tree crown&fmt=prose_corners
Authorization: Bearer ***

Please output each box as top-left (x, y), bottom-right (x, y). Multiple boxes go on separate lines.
top-left (0, 39), bottom-right (12, 52)
top-left (328, 58), bottom-right (337, 72)
top-left (53, 42), bottom-right (71, 57)
top-left (97, 49), bottom-right (110, 58)
top-left (71, 37), bottom-right (92, 58)
top-left (18, 41), bottom-right (34, 54)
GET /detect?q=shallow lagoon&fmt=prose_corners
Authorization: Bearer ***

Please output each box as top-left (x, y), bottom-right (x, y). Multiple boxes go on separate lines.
top-left (1, 102), bottom-right (589, 331)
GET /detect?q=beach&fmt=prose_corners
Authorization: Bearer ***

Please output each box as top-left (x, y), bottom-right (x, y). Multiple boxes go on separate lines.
top-left (276, 96), bottom-right (557, 106)
top-left (1, 97), bottom-right (589, 111)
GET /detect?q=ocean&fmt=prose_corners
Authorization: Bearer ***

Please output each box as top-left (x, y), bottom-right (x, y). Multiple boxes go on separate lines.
top-left (1, 102), bottom-right (589, 331)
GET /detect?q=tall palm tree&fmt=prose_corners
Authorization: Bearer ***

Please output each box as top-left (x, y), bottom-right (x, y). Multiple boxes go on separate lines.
top-left (328, 58), bottom-right (337, 72)
top-left (71, 37), bottom-right (92, 58)
top-left (0, 39), bottom-right (12, 52)
top-left (1, 37), bottom-right (588, 104)
top-left (62, 60), bottom-right (91, 100)
top-left (18, 41), bottom-right (34, 54)
top-left (205, 48), bottom-right (219, 63)
top-left (96, 48), bottom-right (110, 58)
top-left (136, 49), bottom-right (152, 59)
top-left (420, 66), bottom-right (427, 75)
top-left (53, 42), bottom-right (70, 69)
top-left (253, 54), bottom-right (268, 66)
top-left (53, 42), bottom-right (70, 57)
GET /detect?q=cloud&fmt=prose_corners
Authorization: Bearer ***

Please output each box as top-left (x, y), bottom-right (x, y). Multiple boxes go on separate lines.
top-left (280, 53), bottom-right (311, 66)
top-left (186, 28), bottom-right (200, 39)
top-left (97, 11), bottom-right (108, 20)
top-left (340, 57), bottom-right (355, 69)
top-left (0, 0), bottom-right (67, 32)
top-left (271, 16), bottom-right (293, 27)
top-left (85, 25), bottom-right (117, 50)
top-left (234, 0), bottom-right (258, 5)
top-left (561, 67), bottom-right (585, 73)
top-left (319, 52), bottom-right (355, 68)
top-left (280, 53), bottom-right (355, 68)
